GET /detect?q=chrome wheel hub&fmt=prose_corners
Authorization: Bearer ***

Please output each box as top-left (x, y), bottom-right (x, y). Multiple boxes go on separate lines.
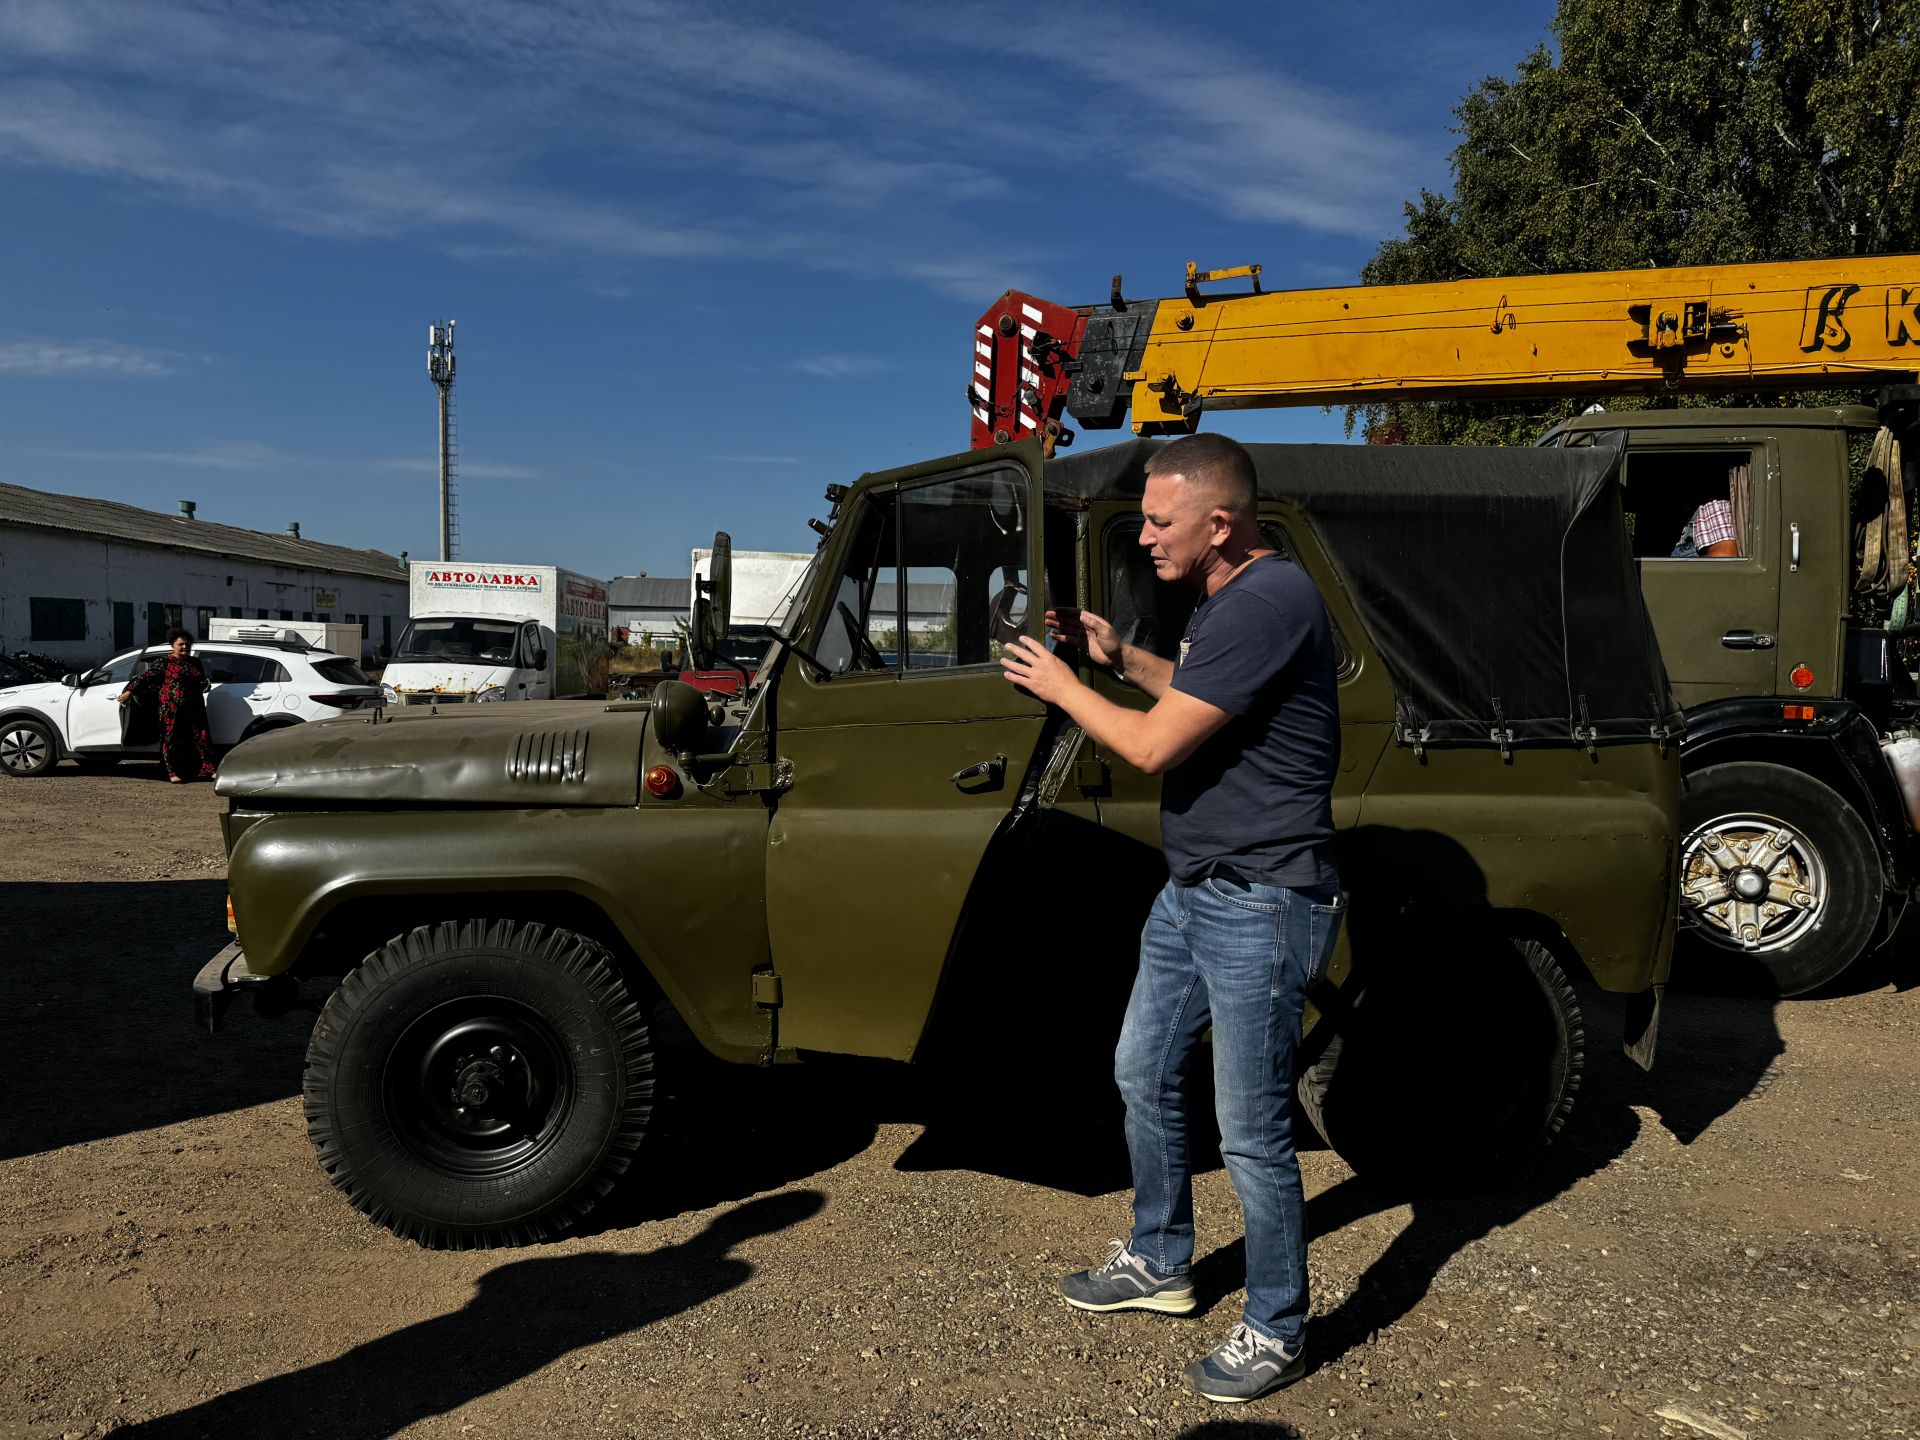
top-left (0, 726), bottom-right (48, 773)
top-left (1680, 813), bottom-right (1824, 953)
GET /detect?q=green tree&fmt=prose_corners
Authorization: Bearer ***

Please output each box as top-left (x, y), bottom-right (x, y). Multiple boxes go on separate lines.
top-left (1354, 0), bottom-right (1920, 445)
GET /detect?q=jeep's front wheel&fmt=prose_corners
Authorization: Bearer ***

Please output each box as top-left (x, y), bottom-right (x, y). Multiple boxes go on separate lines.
top-left (304, 920), bottom-right (655, 1248)
top-left (1298, 936), bottom-right (1583, 1179)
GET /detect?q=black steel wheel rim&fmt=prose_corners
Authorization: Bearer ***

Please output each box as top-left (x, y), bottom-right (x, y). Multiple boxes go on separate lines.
top-left (382, 996), bottom-right (577, 1178)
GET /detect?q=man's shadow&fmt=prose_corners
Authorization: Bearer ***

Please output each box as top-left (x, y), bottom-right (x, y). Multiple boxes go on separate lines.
top-left (114, 1189), bottom-right (824, 1440)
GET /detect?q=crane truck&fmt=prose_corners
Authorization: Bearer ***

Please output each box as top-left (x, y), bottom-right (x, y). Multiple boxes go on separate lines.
top-left (970, 255), bottom-right (1920, 995)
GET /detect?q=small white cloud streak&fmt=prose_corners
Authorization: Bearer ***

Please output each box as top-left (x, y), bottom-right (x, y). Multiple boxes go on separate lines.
top-left (370, 457), bottom-right (543, 481)
top-left (0, 336), bottom-right (178, 378)
top-left (789, 356), bottom-right (890, 380)
top-left (21, 441), bottom-right (294, 469)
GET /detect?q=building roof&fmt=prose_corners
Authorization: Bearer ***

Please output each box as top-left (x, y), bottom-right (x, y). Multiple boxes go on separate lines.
top-left (0, 480), bottom-right (406, 582)
top-left (608, 575), bottom-right (689, 608)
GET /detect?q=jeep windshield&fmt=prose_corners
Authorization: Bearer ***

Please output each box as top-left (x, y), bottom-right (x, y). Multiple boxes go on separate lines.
top-left (391, 618), bottom-right (524, 665)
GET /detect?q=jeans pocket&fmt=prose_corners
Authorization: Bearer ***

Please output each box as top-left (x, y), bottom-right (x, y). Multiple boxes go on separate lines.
top-left (1203, 875), bottom-right (1287, 912)
top-left (1306, 896), bottom-right (1345, 985)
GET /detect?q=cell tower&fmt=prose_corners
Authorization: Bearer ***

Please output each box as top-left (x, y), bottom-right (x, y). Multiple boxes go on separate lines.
top-left (427, 320), bottom-right (459, 561)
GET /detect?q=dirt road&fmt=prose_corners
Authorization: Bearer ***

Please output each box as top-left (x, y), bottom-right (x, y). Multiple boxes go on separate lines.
top-left (2, 767), bottom-right (1916, 1439)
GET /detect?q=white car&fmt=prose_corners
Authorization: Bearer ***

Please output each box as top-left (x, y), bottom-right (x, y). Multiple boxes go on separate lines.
top-left (0, 641), bottom-right (380, 777)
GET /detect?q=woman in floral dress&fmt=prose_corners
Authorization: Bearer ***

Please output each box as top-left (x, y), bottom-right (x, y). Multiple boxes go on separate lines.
top-left (119, 629), bottom-right (215, 782)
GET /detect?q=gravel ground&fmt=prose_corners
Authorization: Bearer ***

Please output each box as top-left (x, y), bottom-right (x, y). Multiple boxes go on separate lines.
top-left (1, 765), bottom-right (1916, 1440)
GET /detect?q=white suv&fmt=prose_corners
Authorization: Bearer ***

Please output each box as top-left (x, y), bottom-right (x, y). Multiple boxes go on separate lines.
top-left (0, 641), bottom-right (379, 777)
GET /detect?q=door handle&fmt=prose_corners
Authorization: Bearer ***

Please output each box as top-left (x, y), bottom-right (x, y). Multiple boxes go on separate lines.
top-left (1721, 630), bottom-right (1776, 650)
top-left (950, 755), bottom-right (1007, 792)
top-left (1790, 522), bottom-right (1800, 573)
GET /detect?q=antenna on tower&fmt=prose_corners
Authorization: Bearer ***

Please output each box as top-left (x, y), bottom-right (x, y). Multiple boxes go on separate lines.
top-left (427, 320), bottom-right (459, 561)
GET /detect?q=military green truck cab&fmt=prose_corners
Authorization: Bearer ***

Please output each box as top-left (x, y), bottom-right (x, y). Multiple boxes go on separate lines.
top-left (1542, 393), bottom-right (1920, 994)
top-left (199, 438), bottom-right (1680, 1249)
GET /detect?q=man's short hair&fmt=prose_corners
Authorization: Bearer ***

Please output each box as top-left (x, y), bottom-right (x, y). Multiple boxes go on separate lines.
top-left (1145, 433), bottom-right (1258, 523)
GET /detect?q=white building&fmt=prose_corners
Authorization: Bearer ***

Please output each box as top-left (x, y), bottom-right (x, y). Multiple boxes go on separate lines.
top-left (0, 481), bottom-right (408, 667)
top-left (607, 576), bottom-right (689, 646)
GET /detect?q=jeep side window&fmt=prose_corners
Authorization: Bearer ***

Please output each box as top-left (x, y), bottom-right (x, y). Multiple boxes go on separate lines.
top-left (816, 468), bottom-right (1031, 674)
top-left (815, 491), bottom-right (901, 675)
top-left (1103, 516), bottom-right (1352, 678)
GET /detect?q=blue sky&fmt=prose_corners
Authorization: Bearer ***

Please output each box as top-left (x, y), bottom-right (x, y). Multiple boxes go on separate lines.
top-left (0, 0), bottom-right (1556, 580)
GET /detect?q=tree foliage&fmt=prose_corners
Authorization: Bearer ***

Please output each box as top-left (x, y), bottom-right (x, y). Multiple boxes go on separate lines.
top-left (1353, 0), bottom-right (1920, 445)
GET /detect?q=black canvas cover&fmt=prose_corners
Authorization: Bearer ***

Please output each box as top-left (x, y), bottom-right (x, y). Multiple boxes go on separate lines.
top-left (1047, 437), bottom-right (1682, 750)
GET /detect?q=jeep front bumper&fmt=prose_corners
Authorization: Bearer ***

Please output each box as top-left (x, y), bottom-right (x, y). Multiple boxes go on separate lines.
top-left (193, 942), bottom-right (298, 1032)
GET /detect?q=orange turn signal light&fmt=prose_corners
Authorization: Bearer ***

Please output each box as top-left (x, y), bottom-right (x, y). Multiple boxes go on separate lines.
top-left (226, 895), bottom-right (237, 935)
top-left (643, 765), bottom-right (680, 797)
top-left (1782, 704), bottom-right (1816, 721)
top-left (1789, 664), bottom-right (1815, 690)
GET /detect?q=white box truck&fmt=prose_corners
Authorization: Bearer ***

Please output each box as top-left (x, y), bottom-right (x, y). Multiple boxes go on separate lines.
top-left (384, 563), bottom-right (610, 704)
top-left (206, 618), bottom-right (365, 658)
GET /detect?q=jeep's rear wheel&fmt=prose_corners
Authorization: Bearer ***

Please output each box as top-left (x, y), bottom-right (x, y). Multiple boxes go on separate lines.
top-left (1676, 762), bottom-right (1881, 996)
top-left (1298, 936), bottom-right (1583, 1178)
top-left (304, 920), bottom-right (654, 1248)
top-left (0, 718), bottom-right (56, 777)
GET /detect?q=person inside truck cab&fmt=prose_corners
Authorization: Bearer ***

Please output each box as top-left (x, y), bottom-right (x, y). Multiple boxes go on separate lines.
top-left (1671, 497), bottom-right (1740, 558)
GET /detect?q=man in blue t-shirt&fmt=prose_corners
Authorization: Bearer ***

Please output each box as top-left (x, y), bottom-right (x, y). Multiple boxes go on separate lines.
top-left (1000, 432), bottom-right (1343, 1404)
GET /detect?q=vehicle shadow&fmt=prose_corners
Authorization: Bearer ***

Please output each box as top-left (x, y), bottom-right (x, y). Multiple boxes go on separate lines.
top-left (1189, 985), bottom-right (1784, 1374)
top-left (0, 879), bottom-right (308, 1161)
top-left (111, 1189), bottom-right (825, 1440)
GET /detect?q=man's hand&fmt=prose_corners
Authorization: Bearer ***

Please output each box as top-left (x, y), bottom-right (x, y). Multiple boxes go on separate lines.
top-left (1000, 635), bottom-right (1082, 705)
top-left (1047, 608), bottom-right (1121, 669)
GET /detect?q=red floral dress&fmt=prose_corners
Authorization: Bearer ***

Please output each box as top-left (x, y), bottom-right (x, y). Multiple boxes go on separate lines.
top-left (131, 655), bottom-right (215, 780)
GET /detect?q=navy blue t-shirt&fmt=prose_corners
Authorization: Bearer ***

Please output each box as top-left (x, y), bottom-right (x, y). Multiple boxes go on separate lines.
top-left (1162, 553), bottom-right (1340, 889)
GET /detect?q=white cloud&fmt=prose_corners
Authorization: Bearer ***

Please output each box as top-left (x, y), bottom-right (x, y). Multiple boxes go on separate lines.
top-left (370, 457), bottom-right (543, 481)
top-left (0, 336), bottom-right (180, 378)
top-left (789, 356), bottom-right (891, 381)
top-left (21, 441), bottom-right (296, 468)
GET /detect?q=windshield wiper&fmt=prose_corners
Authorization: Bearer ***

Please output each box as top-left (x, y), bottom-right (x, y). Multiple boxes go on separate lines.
top-left (762, 626), bottom-right (832, 681)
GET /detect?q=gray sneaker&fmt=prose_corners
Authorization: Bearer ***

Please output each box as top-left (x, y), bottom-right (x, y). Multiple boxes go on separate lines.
top-left (1185, 1322), bottom-right (1307, 1402)
top-left (1059, 1239), bottom-right (1196, 1315)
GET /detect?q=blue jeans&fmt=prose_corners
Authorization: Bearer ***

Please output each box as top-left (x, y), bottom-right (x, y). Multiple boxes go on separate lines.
top-left (1115, 872), bottom-right (1344, 1344)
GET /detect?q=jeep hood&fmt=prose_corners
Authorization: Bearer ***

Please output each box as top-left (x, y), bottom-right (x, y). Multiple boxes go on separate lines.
top-left (214, 701), bottom-right (647, 807)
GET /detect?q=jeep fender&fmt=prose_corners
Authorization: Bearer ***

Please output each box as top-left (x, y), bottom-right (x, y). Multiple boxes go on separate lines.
top-left (227, 805), bottom-right (773, 1064)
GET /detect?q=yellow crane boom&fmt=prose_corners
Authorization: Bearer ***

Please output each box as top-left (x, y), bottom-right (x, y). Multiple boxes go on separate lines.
top-left (968, 255), bottom-right (1920, 447)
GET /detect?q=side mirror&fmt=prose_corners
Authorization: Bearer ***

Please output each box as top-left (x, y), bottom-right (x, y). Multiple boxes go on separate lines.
top-left (649, 679), bottom-right (707, 755)
top-left (61, 673), bottom-right (81, 689)
top-left (692, 530), bottom-right (733, 670)
top-left (531, 647), bottom-right (550, 672)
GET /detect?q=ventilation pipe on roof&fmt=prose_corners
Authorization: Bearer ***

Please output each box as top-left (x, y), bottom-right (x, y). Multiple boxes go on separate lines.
top-left (285, 522), bottom-right (301, 538)
top-left (179, 500), bottom-right (196, 519)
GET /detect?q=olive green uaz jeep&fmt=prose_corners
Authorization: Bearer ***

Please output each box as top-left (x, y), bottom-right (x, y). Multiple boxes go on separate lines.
top-left (197, 437), bottom-right (1679, 1247)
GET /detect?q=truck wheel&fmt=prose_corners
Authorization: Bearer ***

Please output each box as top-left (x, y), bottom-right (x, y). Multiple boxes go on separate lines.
top-left (1298, 937), bottom-right (1583, 1179)
top-left (0, 718), bottom-right (56, 777)
top-left (1677, 762), bottom-right (1881, 995)
top-left (304, 920), bottom-right (655, 1249)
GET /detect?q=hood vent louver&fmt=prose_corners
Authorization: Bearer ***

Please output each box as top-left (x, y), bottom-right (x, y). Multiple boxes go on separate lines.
top-left (507, 729), bottom-right (591, 784)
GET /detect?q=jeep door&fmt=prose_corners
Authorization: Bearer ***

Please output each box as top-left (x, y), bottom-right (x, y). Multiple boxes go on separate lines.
top-left (764, 449), bottom-right (1048, 1060)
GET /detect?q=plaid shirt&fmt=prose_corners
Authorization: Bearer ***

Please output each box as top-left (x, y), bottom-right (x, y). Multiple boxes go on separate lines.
top-left (1689, 499), bottom-right (1736, 550)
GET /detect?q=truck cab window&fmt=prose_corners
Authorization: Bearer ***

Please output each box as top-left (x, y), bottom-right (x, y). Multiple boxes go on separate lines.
top-left (1621, 450), bottom-right (1753, 559)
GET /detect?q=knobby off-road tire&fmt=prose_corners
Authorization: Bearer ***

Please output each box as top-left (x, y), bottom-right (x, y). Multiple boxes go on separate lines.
top-left (1298, 936), bottom-right (1584, 1180)
top-left (304, 920), bottom-right (655, 1249)
top-left (1676, 761), bottom-right (1881, 996)
top-left (0, 718), bottom-right (56, 777)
